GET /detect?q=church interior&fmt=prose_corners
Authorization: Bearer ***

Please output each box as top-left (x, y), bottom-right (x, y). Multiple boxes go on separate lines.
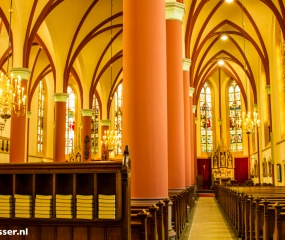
top-left (0, 0), bottom-right (284, 239)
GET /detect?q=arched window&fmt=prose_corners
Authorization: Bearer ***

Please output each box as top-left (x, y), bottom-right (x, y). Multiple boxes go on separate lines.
top-left (200, 82), bottom-right (213, 152)
top-left (114, 83), bottom-right (122, 154)
top-left (228, 80), bottom-right (242, 152)
top-left (37, 80), bottom-right (45, 153)
top-left (65, 86), bottom-right (76, 154)
top-left (91, 94), bottom-right (99, 154)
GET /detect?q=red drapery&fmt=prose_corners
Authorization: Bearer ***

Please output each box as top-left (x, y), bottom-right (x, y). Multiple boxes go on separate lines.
top-left (197, 158), bottom-right (211, 189)
top-left (234, 157), bottom-right (249, 184)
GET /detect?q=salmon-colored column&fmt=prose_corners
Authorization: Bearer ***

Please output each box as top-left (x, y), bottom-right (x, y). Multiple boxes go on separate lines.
top-left (10, 68), bottom-right (30, 163)
top-left (189, 88), bottom-right (196, 184)
top-left (81, 109), bottom-right (92, 161)
top-left (166, 2), bottom-right (186, 192)
top-left (53, 93), bottom-right (68, 162)
top-left (123, 0), bottom-right (168, 200)
top-left (183, 59), bottom-right (192, 187)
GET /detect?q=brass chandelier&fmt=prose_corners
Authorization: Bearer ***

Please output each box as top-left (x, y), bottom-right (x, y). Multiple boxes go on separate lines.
top-left (0, 0), bottom-right (26, 126)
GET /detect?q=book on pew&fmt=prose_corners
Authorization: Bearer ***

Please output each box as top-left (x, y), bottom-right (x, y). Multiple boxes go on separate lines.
top-left (76, 198), bottom-right (93, 204)
top-left (36, 194), bottom-right (53, 200)
top-left (56, 194), bottom-right (73, 200)
top-left (35, 213), bottom-right (52, 219)
top-left (98, 214), bottom-right (116, 219)
top-left (14, 194), bottom-right (32, 199)
top-left (98, 194), bottom-right (115, 200)
top-left (35, 210), bottom-right (52, 214)
top-left (15, 205), bottom-right (32, 211)
top-left (35, 198), bottom-right (52, 203)
top-left (15, 213), bottom-right (32, 218)
top-left (76, 214), bottom-right (93, 219)
top-left (98, 205), bottom-right (116, 211)
top-left (15, 201), bottom-right (32, 207)
top-left (56, 202), bottom-right (73, 207)
top-left (76, 206), bottom-right (93, 211)
top-left (0, 195), bottom-right (12, 200)
top-left (0, 205), bottom-right (12, 210)
top-left (0, 213), bottom-right (12, 218)
top-left (76, 195), bottom-right (93, 200)
top-left (98, 210), bottom-right (115, 215)
top-left (15, 198), bottom-right (32, 203)
top-left (57, 206), bottom-right (73, 211)
top-left (56, 214), bottom-right (73, 219)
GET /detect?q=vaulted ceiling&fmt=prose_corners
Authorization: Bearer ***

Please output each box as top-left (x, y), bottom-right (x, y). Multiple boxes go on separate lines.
top-left (0, 0), bottom-right (284, 111)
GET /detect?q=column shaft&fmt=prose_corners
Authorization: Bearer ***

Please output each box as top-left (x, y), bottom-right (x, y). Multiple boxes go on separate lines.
top-left (183, 60), bottom-right (191, 187)
top-left (166, 16), bottom-right (185, 190)
top-left (123, 0), bottom-right (168, 199)
top-left (10, 85), bottom-right (27, 163)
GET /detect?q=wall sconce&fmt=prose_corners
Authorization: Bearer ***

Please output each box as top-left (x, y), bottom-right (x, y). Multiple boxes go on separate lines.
top-left (218, 119), bottom-right (223, 125)
top-left (192, 105), bottom-right (197, 113)
top-left (189, 87), bottom-right (195, 97)
top-left (265, 85), bottom-right (271, 95)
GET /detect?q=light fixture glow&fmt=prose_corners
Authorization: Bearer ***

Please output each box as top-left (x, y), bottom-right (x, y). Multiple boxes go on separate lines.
top-left (221, 34), bottom-right (228, 41)
top-left (218, 59), bottom-right (225, 66)
top-left (225, 0), bottom-right (234, 3)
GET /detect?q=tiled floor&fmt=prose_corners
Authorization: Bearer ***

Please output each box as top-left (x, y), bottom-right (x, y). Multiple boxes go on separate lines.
top-left (180, 196), bottom-right (239, 240)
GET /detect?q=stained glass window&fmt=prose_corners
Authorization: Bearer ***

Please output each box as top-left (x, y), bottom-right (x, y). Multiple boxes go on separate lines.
top-left (200, 82), bottom-right (213, 152)
top-left (65, 86), bottom-right (75, 154)
top-left (228, 80), bottom-right (243, 152)
top-left (37, 80), bottom-right (44, 153)
top-left (91, 94), bottom-right (99, 154)
top-left (114, 83), bottom-right (122, 154)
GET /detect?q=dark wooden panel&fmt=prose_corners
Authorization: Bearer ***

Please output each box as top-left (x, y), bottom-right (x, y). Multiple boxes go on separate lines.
top-left (73, 227), bottom-right (87, 240)
top-left (56, 227), bottom-right (71, 240)
top-left (89, 227), bottom-right (104, 240)
top-left (6, 226), bottom-right (24, 240)
top-left (40, 226), bottom-right (55, 240)
top-left (24, 226), bottom-right (39, 240)
top-left (106, 227), bottom-right (122, 240)
top-left (0, 225), bottom-right (8, 240)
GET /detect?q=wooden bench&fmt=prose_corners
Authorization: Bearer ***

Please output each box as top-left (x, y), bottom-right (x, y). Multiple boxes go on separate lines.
top-left (217, 185), bottom-right (285, 240)
top-left (130, 186), bottom-right (195, 240)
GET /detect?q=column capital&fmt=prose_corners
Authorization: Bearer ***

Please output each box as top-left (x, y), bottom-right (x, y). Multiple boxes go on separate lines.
top-left (189, 87), bottom-right (195, 97)
top-left (53, 93), bottom-right (69, 102)
top-left (81, 109), bottom-right (93, 117)
top-left (10, 67), bottom-right (31, 80)
top-left (101, 119), bottom-right (111, 126)
top-left (165, 2), bottom-right (185, 21)
top-left (265, 85), bottom-right (271, 94)
top-left (253, 104), bottom-right (258, 112)
top-left (27, 111), bottom-right (32, 119)
top-left (183, 58), bottom-right (191, 71)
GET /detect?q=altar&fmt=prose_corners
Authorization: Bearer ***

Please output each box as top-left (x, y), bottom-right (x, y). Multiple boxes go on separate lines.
top-left (212, 143), bottom-right (235, 185)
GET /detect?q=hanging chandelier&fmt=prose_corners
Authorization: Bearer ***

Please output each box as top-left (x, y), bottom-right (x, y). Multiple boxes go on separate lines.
top-left (238, 0), bottom-right (259, 135)
top-left (237, 111), bottom-right (260, 135)
top-left (0, 0), bottom-right (26, 127)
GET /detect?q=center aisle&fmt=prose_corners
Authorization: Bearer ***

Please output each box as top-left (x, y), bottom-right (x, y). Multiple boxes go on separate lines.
top-left (182, 197), bottom-right (238, 240)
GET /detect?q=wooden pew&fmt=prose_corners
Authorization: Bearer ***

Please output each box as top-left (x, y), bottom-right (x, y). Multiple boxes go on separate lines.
top-left (130, 186), bottom-right (195, 240)
top-left (217, 185), bottom-right (285, 240)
